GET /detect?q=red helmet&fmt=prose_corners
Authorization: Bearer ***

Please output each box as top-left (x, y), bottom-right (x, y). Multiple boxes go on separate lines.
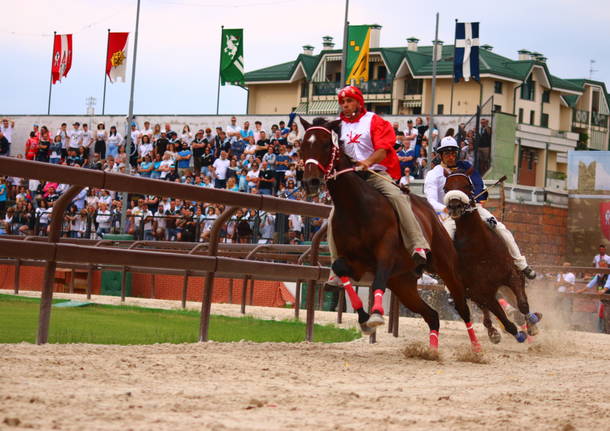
top-left (338, 85), bottom-right (364, 109)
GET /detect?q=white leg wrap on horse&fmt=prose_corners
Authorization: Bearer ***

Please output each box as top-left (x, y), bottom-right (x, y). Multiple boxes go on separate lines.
top-left (477, 206), bottom-right (528, 270)
top-left (326, 207), bottom-right (339, 281)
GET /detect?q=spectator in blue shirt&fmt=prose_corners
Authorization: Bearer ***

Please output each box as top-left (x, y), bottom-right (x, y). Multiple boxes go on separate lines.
top-left (0, 178), bottom-right (7, 218)
top-left (240, 121), bottom-right (254, 141)
top-left (397, 144), bottom-right (416, 173)
top-left (176, 143), bottom-right (192, 177)
top-left (274, 144), bottom-right (291, 187)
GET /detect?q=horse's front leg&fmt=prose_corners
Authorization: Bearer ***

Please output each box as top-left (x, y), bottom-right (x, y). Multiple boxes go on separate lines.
top-left (332, 258), bottom-right (374, 334)
top-left (365, 266), bottom-right (392, 329)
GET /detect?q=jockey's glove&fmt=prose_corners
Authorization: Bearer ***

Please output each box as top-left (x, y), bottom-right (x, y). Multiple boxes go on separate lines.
top-left (486, 217), bottom-right (498, 229)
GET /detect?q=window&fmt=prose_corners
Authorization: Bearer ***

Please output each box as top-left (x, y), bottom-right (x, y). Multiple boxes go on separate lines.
top-left (494, 81), bottom-right (503, 94)
top-left (542, 90), bottom-right (550, 103)
top-left (493, 104), bottom-right (502, 113)
top-left (437, 104), bottom-right (444, 115)
top-left (520, 75), bottom-right (535, 101)
top-left (413, 107), bottom-right (422, 115)
top-left (404, 79), bottom-right (423, 95)
top-left (518, 108), bottom-right (524, 123)
top-left (377, 65), bottom-right (387, 80)
top-left (300, 83), bottom-right (309, 98)
top-left (530, 110), bottom-right (535, 125)
top-left (541, 113), bottom-right (549, 128)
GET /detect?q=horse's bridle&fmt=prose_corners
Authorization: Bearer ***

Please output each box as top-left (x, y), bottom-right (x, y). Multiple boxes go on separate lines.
top-left (303, 126), bottom-right (354, 181)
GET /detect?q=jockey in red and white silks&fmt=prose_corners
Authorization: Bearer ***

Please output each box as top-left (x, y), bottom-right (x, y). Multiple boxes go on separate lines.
top-left (327, 85), bottom-right (430, 274)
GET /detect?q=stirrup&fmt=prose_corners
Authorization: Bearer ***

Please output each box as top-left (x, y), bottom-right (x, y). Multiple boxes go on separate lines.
top-left (522, 266), bottom-right (536, 280)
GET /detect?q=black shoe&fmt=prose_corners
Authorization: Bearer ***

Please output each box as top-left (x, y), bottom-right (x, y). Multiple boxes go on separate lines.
top-left (522, 266), bottom-right (536, 280)
top-left (412, 248), bottom-right (430, 277)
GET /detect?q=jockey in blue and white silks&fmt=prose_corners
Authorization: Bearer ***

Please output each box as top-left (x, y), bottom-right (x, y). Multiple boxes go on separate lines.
top-left (424, 136), bottom-right (536, 280)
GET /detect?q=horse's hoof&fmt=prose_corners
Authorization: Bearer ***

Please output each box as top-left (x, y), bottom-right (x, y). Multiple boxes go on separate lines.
top-left (526, 312), bottom-right (542, 325)
top-left (359, 323), bottom-right (376, 336)
top-left (527, 324), bottom-right (539, 336)
top-left (366, 312), bottom-right (385, 328)
top-left (515, 331), bottom-right (528, 343)
top-left (488, 329), bottom-right (502, 344)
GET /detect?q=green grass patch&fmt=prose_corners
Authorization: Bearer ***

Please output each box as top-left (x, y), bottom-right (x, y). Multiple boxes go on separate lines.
top-left (0, 294), bottom-right (360, 345)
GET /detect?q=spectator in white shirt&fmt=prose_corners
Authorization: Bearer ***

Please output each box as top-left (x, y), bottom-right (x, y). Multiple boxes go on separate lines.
top-left (95, 202), bottom-right (112, 238)
top-left (68, 122), bottom-right (83, 150)
top-left (211, 151), bottom-right (230, 188)
top-left (226, 116), bottom-right (242, 143)
top-left (556, 262), bottom-right (576, 293)
top-left (81, 123), bottom-right (93, 155)
top-left (0, 118), bottom-right (14, 155)
top-left (399, 167), bottom-right (415, 188)
top-left (403, 119), bottom-right (418, 151)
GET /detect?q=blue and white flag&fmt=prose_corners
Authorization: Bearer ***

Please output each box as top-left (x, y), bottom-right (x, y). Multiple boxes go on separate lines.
top-left (454, 22), bottom-right (480, 82)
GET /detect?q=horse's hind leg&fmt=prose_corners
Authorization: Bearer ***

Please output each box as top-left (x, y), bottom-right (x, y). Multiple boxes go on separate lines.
top-left (486, 298), bottom-right (527, 343)
top-left (389, 276), bottom-right (440, 350)
top-left (506, 274), bottom-right (542, 336)
top-left (481, 305), bottom-right (501, 344)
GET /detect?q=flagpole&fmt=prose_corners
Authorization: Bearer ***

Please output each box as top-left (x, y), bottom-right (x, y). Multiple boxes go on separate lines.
top-left (121, 0), bottom-right (141, 234)
top-left (47, 31), bottom-right (56, 115)
top-left (102, 28), bottom-right (110, 115)
top-left (449, 18), bottom-right (457, 115)
top-left (427, 12), bottom-right (439, 172)
top-left (340, 0), bottom-right (350, 86)
top-left (216, 25), bottom-right (224, 115)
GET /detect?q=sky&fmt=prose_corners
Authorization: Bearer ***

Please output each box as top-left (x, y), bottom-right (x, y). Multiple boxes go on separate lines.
top-left (1, 0), bottom-right (609, 116)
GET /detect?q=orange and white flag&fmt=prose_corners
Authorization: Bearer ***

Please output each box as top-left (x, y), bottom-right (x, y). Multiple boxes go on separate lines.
top-left (106, 32), bottom-right (129, 83)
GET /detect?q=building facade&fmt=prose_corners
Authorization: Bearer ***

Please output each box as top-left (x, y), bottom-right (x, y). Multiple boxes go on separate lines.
top-left (244, 27), bottom-right (610, 189)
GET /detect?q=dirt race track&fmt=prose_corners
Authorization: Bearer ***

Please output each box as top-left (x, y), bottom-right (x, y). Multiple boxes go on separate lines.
top-left (1, 290), bottom-right (610, 431)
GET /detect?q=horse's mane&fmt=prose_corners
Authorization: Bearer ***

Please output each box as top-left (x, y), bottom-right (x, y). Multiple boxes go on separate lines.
top-left (312, 117), bottom-right (328, 126)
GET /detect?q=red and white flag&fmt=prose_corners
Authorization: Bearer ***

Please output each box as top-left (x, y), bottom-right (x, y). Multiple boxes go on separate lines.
top-left (51, 34), bottom-right (73, 84)
top-left (106, 32), bottom-right (129, 83)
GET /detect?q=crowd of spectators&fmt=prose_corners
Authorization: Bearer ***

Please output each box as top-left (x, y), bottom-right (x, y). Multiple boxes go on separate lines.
top-left (0, 113), bottom-right (486, 244)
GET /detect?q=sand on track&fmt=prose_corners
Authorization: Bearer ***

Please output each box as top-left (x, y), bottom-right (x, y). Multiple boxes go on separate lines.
top-left (1, 289), bottom-right (610, 431)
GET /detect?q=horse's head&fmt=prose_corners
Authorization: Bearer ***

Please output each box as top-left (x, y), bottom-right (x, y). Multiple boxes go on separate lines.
top-left (443, 167), bottom-right (475, 219)
top-left (299, 117), bottom-right (341, 197)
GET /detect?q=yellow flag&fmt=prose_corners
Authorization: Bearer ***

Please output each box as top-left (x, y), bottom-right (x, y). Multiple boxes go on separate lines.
top-left (346, 26), bottom-right (371, 84)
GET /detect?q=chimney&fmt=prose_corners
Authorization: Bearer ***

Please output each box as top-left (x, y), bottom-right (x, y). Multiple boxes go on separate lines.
top-left (537, 56), bottom-right (547, 63)
top-left (433, 40), bottom-right (444, 61)
top-left (369, 24), bottom-right (382, 48)
top-left (322, 36), bottom-right (335, 50)
top-left (481, 44), bottom-right (493, 52)
top-left (518, 49), bottom-right (531, 61)
top-left (531, 51), bottom-right (545, 62)
top-left (407, 37), bottom-right (419, 52)
top-left (302, 45), bottom-right (314, 55)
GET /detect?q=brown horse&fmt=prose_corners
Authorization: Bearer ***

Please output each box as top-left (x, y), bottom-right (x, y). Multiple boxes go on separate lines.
top-left (299, 117), bottom-right (481, 351)
top-left (443, 169), bottom-right (542, 343)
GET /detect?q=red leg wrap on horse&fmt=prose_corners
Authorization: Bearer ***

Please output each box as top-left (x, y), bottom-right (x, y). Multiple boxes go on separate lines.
top-left (465, 322), bottom-right (481, 347)
top-left (372, 289), bottom-right (384, 315)
top-left (340, 277), bottom-right (362, 310)
top-left (498, 298), bottom-right (510, 309)
top-left (429, 330), bottom-right (439, 350)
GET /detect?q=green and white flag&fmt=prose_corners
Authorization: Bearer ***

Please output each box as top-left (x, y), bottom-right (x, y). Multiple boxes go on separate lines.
top-left (220, 28), bottom-right (244, 86)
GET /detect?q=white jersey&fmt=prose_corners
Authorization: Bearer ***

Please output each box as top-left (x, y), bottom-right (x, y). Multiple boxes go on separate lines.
top-left (423, 164), bottom-right (447, 213)
top-left (340, 111), bottom-right (386, 172)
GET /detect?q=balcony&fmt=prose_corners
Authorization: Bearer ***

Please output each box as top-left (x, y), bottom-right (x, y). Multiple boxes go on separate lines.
top-left (573, 109), bottom-right (609, 129)
top-left (312, 79), bottom-right (393, 96)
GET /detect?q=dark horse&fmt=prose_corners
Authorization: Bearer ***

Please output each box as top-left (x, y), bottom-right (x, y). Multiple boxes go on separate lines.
top-left (443, 169), bottom-right (542, 343)
top-left (299, 117), bottom-right (481, 351)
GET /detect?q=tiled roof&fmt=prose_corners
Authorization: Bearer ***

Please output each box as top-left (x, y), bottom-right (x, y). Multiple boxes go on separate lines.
top-left (245, 44), bottom-right (593, 96)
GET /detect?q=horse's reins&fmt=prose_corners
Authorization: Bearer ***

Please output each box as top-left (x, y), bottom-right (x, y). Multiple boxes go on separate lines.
top-left (304, 126), bottom-right (400, 186)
